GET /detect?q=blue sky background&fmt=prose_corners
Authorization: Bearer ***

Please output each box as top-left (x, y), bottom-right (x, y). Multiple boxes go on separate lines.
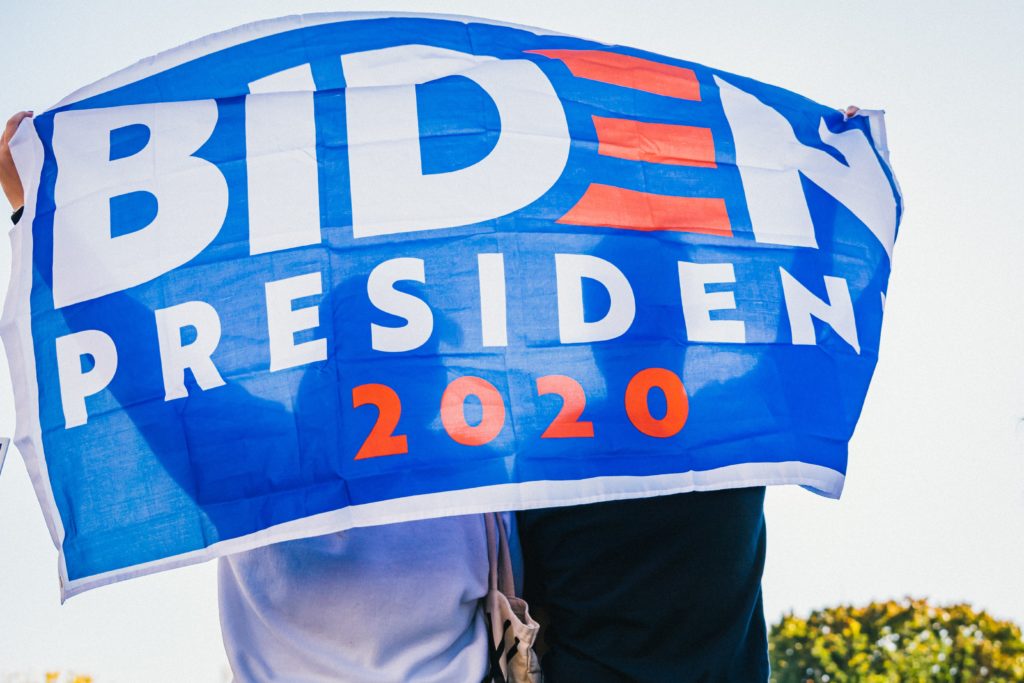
top-left (0, 1), bottom-right (1021, 680)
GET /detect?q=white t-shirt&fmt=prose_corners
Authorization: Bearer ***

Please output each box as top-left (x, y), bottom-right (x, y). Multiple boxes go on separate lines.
top-left (218, 515), bottom-right (490, 683)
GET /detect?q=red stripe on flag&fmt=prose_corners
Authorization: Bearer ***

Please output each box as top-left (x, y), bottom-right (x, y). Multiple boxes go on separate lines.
top-left (557, 184), bottom-right (731, 236)
top-left (528, 49), bottom-right (701, 101)
top-left (592, 116), bottom-right (716, 168)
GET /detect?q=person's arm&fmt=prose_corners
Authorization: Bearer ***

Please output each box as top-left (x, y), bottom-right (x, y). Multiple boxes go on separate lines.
top-left (2, 110), bottom-right (33, 222)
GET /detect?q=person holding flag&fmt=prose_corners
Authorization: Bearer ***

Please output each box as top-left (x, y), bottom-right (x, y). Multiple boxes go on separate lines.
top-left (2, 109), bottom-right (498, 683)
top-left (2, 87), bottom-right (866, 683)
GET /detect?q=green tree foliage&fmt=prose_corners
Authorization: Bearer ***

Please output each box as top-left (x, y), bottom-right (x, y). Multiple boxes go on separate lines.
top-left (770, 598), bottom-right (1024, 682)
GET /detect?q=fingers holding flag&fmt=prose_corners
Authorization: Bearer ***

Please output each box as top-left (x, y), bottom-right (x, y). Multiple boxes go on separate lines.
top-left (1, 110), bottom-right (33, 211)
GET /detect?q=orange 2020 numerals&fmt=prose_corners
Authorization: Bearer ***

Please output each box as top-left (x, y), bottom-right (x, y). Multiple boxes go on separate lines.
top-left (351, 383), bottom-right (409, 459)
top-left (536, 374), bottom-right (595, 438)
top-left (351, 367), bottom-right (688, 459)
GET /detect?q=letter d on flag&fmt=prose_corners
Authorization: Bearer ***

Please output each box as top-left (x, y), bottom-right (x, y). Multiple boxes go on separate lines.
top-left (343, 45), bottom-right (571, 238)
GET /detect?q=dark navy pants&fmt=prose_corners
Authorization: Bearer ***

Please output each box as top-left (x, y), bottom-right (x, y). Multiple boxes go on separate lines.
top-left (519, 487), bottom-right (769, 682)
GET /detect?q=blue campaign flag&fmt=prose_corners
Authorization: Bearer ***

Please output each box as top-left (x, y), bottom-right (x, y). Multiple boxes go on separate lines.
top-left (0, 13), bottom-right (902, 597)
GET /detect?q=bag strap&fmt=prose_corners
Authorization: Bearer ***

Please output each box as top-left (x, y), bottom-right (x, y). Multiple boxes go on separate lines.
top-left (485, 512), bottom-right (517, 598)
top-left (485, 512), bottom-right (500, 593)
top-left (0, 437), bottom-right (10, 479)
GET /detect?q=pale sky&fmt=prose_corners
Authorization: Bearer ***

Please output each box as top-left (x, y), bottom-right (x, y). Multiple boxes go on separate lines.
top-left (1, 1), bottom-right (1022, 681)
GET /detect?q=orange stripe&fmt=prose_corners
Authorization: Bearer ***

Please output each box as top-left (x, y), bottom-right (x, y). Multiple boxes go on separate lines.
top-left (592, 116), bottom-right (716, 168)
top-left (528, 49), bottom-right (700, 101)
top-left (557, 184), bottom-right (731, 236)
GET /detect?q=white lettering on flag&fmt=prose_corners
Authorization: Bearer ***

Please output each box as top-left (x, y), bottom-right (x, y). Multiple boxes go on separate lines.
top-left (51, 101), bottom-right (228, 308)
top-left (55, 329), bottom-right (118, 428)
top-left (678, 262), bottom-right (746, 344)
top-left (155, 300), bottom-right (227, 400)
top-left (780, 269), bottom-right (860, 353)
top-left (246, 65), bottom-right (321, 255)
top-left (556, 254), bottom-right (636, 344)
top-left (342, 45), bottom-right (571, 238)
top-left (265, 272), bottom-right (328, 372)
top-left (477, 253), bottom-right (508, 348)
top-left (368, 257), bottom-right (433, 352)
top-left (716, 76), bottom-right (897, 260)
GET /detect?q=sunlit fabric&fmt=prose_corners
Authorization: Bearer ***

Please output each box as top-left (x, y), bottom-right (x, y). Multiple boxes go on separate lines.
top-left (0, 12), bottom-right (902, 597)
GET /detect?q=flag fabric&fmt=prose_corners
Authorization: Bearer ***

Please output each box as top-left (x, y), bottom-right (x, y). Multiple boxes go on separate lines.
top-left (0, 437), bottom-right (9, 478)
top-left (0, 12), bottom-right (902, 597)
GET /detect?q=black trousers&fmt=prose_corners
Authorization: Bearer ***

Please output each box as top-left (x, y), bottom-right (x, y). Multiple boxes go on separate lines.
top-left (518, 487), bottom-right (769, 682)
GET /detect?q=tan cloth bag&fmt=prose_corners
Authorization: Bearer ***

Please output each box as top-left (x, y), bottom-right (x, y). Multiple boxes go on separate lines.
top-left (484, 513), bottom-right (543, 683)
